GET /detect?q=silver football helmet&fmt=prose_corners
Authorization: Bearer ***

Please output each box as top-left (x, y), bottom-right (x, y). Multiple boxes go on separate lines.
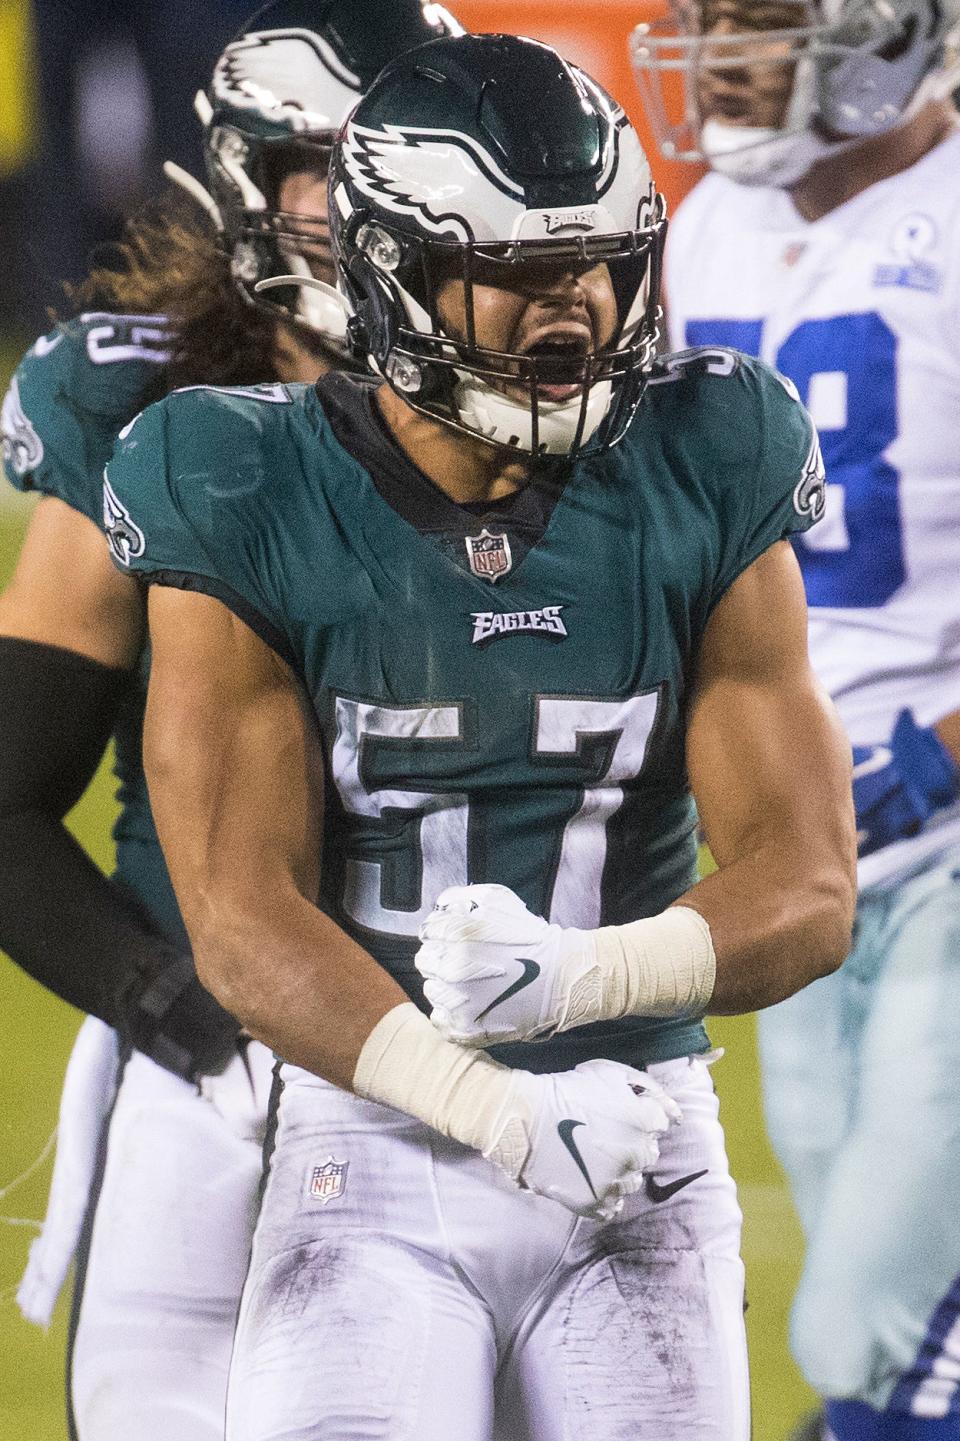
top-left (630, 0), bottom-right (960, 186)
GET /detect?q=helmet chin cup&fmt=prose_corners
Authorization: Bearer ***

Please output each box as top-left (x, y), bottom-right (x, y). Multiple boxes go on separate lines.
top-left (299, 286), bottom-right (349, 344)
top-left (700, 117), bottom-right (880, 188)
top-left (453, 374), bottom-right (614, 457)
top-left (699, 120), bottom-right (841, 187)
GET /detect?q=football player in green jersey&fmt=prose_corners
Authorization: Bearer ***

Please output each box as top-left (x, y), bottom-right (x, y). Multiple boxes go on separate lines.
top-left (104, 32), bottom-right (856, 1440)
top-left (0, 4), bottom-right (460, 1438)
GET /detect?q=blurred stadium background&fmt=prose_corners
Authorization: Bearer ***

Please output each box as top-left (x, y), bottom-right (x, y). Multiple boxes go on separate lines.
top-left (0, 2), bottom-right (814, 1437)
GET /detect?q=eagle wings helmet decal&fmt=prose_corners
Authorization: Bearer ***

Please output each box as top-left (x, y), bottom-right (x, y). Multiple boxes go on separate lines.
top-left (213, 28), bottom-right (361, 133)
top-left (340, 109), bottom-right (646, 245)
top-left (341, 122), bottom-right (528, 243)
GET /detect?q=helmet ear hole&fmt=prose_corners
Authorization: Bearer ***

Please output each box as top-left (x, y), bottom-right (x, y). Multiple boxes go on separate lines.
top-left (345, 257), bottom-right (397, 363)
top-left (345, 314), bottom-right (371, 364)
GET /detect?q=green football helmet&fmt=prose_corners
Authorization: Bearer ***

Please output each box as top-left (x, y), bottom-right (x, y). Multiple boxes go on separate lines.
top-left (328, 33), bottom-right (667, 457)
top-left (171, 0), bottom-right (462, 349)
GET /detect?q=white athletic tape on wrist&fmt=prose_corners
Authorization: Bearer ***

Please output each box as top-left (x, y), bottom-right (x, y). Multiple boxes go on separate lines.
top-left (352, 1003), bottom-right (528, 1168)
top-left (585, 905), bottom-right (716, 1023)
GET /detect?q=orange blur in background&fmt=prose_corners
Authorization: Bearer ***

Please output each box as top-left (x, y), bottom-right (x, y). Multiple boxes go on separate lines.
top-left (453, 0), bottom-right (703, 214)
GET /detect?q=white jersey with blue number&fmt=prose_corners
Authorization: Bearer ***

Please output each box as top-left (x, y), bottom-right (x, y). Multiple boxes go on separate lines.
top-left (665, 131), bottom-right (960, 887)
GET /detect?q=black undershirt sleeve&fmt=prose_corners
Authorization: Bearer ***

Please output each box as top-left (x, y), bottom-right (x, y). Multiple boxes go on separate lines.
top-left (0, 636), bottom-right (240, 1080)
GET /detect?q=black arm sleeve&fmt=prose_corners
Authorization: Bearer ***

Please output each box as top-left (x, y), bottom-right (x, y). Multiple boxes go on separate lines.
top-left (0, 636), bottom-right (240, 1080)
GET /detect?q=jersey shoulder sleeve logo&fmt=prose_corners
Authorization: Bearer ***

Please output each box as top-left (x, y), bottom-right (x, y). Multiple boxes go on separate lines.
top-left (793, 430), bottom-right (826, 525)
top-left (31, 332), bottom-right (65, 358)
top-left (1, 375), bottom-right (44, 478)
top-left (103, 475), bottom-right (147, 566)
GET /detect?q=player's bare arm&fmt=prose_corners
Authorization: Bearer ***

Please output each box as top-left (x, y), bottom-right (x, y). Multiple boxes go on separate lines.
top-left (682, 537), bottom-right (857, 1010)
top-left (145, 584), bottom-right (682, 1220)
top-left (143, 585), bottom-right (406, 1088)
top-left (0, 494), bottom-right (143, 664)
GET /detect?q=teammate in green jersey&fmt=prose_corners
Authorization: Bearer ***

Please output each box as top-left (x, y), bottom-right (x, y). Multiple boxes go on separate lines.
top-left (104, 32), bottom-right (857, 1440)
top-left (0, 5), bottom-right (460, 1438)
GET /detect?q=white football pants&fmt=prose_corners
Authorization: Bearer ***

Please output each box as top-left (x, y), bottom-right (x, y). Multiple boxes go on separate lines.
top-left (65, 1044), bottom-right (271, 1440)
top-left (227, 1054), bottom-right (749, 1441)
top-left (758, 851), bottom-right (960, 1412)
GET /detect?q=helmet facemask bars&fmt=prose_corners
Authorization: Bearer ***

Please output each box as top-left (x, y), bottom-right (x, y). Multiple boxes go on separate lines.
top-left (340, 210), bottom-right (666, 458)
top-left (206, 119), bottom-right (343, 338)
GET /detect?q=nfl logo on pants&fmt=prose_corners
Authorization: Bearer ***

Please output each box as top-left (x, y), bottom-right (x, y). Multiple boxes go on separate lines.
top-left (309, 1157), bottom-right (349, 1203)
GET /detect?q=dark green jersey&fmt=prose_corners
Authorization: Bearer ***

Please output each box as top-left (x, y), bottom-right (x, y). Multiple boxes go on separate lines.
top-left (0, 312), bottom-right (187, 943)
top-left (104, 349), bottom-right (823, 1072)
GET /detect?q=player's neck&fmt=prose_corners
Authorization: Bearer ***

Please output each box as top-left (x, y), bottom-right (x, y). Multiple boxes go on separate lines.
top-left (788, 100), bottom-right (959, 223)
top-left (272, 323), bottom-right (335, 385)
top-left (375, 385), bottom-right (530, 505)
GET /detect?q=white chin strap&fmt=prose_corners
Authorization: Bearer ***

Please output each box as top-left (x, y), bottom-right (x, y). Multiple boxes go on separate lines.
top-left (453, 374), bottom-right (613, 456)
top-left (254, 272), bottom-right (351, 357)
top-left (280, 252), bottom-right (350, 348)
top-left (162, 160), bottom-right (224, 229)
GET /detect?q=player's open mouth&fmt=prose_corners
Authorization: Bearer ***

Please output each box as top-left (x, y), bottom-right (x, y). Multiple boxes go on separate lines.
top-left (520, 333), bottom-right (591, 403)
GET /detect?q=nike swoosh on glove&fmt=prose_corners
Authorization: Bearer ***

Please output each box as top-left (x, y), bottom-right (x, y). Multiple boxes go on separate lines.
top-left (487, 1057), bottom-right (682, 1221)
top-left (852, 709), bottom-right (959, 857)
top-left (416, 883), bottom-right (599, 1046)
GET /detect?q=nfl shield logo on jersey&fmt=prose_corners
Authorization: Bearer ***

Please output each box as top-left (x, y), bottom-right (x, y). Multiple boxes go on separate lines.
top-left (309, 1157), bottom-right (349, 1203)
top-left (466, 529), bottom-right (512, 582)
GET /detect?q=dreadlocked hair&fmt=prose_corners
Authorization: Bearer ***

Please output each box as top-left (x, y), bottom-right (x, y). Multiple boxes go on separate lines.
top-left (63, 191), bottom-right (280, 406)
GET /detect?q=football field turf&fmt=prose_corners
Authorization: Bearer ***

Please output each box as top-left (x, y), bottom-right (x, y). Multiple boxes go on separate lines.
top-left (0, 498), bottom-right (817, 1440)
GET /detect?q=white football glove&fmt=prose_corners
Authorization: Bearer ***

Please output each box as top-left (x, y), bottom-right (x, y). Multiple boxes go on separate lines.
top-left (353, 1001), bottom-right (682, 1223)
top-left (488, 1057), bottom-right (681, 1221)
top-left (417, 883), bottom-right (599, 1046)
top-left (199, 1037), bottom-right (275, 1146)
